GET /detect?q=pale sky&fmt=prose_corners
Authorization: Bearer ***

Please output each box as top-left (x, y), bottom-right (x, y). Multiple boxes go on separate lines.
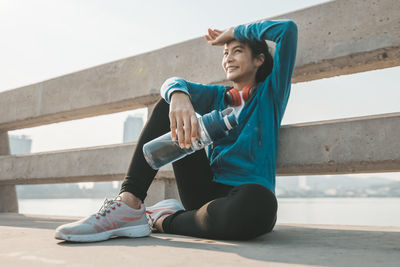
top-left (1, 0), bottom-right (399, 181)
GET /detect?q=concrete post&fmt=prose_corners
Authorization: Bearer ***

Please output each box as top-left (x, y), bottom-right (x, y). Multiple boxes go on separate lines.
top-left (0, 132), bottom-right (18, 213)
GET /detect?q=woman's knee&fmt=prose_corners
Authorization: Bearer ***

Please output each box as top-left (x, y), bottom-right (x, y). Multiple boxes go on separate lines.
top-left (232, 184), bottom-right (277, 213)
top-left (150, 98), bottom-right (170, 117)
top-left (241, 185), bottom-right (277, 237)
top-left (212, 184), bottom-right (278, 240)
top-left (146, 98), bottom-right (171, 130)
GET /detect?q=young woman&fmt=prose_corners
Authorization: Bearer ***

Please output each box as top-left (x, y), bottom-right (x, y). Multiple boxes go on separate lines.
top-left (55, 19), bottom-right (298, 242)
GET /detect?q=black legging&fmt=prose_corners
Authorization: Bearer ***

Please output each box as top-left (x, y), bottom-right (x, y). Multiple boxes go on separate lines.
top-left (120, 98), bottom-right (277, 240)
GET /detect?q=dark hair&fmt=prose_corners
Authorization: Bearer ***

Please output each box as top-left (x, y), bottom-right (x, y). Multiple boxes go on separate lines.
top-left (243, 40), bottom-right (273, 83)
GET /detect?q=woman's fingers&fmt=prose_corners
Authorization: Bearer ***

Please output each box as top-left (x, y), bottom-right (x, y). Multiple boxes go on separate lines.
top-left (191, 114), bottom-right (199, 142)
top-left (205, 28), bottom-right (226, 44)
top-left (183, 115), bottom-right (192, 148)
top-left (176, 118), bottom-right (185, 148)
top-left (208, 28), bottom-right (219, 38)
top-left (205, 28), bottom-right (233, 46)
top-left (211, 28), bottom-right (235, 46)
top-left (169, 114), bottom-right (177, 141)
top-left (204, 28), bottom-right (227, 45)
top-left (204, 35), bottom-right (212, 41)
top-left (173, 113), bottom-right (198, 149)
top-left (173, 113), bottom-right (194, 148)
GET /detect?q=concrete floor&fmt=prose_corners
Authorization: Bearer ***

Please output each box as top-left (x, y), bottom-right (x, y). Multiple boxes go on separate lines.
top-left (0, 213), bottom-right (399, 267)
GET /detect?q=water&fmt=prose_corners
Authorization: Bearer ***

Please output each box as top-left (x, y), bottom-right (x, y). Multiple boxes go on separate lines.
top-left (18, 198), bottom-right (106, 217)
top-left (143, 136), bottom-right (194, 170)
top-left (17, 197), bottom-right (400, 227)
top-left (276, 198), bottom-right (400, 226)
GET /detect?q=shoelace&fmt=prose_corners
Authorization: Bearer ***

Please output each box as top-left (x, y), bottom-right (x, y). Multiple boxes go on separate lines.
top-left (146, 213), bottom-right (155, 226)
top-left (96, 196), bottom-right (121, 217)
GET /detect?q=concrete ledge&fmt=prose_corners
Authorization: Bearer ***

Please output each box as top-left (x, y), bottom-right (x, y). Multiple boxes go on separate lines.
top-left (0, 142), bottom-right (173, 185)
top-left (0, 213), bottom-right (399, 267)
top-left (277, 112), bottom-right (400, 175)
top-left (1, 112), bottom-right (399, 186)
top-left (0, 0), bottom-right (399, 131)
top-left (279, 0), bottom-right (400, 82)
top-left (292, 45), bottom-right (400, 83)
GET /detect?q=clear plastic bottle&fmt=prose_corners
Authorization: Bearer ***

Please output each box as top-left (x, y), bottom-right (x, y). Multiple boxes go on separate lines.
top-left (143, 107), bottom-right (238, 170)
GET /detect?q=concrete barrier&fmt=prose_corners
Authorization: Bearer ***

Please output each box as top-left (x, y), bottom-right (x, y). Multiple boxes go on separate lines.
top-left (277, 112), bottom-right (400, 175)
top-left (281, 0), bottom-right (400, 82)
top-left (1, 112), bottom-right (399, 185)
top-left (0, 132), bottom-right (18, 212)
top-left (0, 143), bottom-right (173, 185)
top-left (0, 0), bottom-right (398, 132)
top-left (1, 0), bottom-right (399, 212)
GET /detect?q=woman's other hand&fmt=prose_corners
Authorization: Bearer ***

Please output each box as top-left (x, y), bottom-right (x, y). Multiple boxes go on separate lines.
top-left (169, 92), bottom-right (199, 149)
top-left (204, 27), bottom-right (235, 46)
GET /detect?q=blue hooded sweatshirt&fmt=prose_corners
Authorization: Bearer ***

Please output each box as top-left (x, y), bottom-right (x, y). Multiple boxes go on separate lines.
top-left (160, 20), bottom-right (298, 194)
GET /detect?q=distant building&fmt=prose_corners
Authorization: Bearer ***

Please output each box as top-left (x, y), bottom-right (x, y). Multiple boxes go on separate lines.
top-left (9, 134), bottom-right (32, 155)
top-left (123, 115), bottom-right (144, 142)
top-left (298, 176), bottom-right (310, 190)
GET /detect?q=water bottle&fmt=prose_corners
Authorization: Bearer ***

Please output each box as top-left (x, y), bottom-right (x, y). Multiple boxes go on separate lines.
top-left (143, 107), bottom-right (238, 170)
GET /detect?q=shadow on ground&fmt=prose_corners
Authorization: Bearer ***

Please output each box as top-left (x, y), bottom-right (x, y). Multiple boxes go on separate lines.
top-left (1, 213), bottom-right (399, 267)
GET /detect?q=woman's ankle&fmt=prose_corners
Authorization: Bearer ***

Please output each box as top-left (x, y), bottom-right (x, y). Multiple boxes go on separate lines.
top-left (118, 192), bottom-right (142, 210)
top-left (154, 214), bottom-right (169, 233)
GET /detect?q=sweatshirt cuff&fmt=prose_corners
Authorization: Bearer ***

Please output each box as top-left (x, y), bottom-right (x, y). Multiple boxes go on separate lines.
top-left (167, 88), bottom-right (190, 103)
top-left (233, 24), bottom-right (247, 43)
top-left (160, 77), bottom-right (191, 103)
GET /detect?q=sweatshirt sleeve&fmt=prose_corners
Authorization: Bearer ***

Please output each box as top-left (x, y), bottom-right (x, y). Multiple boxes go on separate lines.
top-left (160, 77), bottom-right (222, 115)
top-left (233, 20), bottom-right (298, 112)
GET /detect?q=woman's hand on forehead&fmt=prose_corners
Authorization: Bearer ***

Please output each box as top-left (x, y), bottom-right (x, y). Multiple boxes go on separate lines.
top-left (204, 27), bottom-right (235, 46)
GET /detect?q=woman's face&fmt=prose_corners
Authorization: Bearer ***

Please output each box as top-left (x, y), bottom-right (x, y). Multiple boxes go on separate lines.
top-left (222, 40), bottom-right (262, 85)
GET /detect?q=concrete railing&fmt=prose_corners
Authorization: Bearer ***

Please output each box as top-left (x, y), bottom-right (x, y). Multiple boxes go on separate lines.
top-left (1, 0), bottom-right (399, 212)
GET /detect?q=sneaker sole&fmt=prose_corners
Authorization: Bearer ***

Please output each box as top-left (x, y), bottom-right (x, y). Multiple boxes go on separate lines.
top-left (55, 224), bottom-right (151, 242)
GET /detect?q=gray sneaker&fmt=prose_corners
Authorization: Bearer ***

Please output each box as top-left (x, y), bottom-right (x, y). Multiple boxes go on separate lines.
top-left (146, 199), bottom-right (184, 231)
top-left (55, 196), bottom-right (150, 242)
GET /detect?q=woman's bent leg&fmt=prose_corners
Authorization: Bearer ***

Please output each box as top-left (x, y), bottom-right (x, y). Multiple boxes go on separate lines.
top-left (172, 149), bottom-right (233, 211)
top-left (162, 183), bottom-right (278, 240)
top-left (119, 98), bottom-right (171, 201)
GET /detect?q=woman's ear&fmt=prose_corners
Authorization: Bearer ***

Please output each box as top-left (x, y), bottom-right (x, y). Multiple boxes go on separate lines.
top-left (255, 53), bottom-right (265, 68)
